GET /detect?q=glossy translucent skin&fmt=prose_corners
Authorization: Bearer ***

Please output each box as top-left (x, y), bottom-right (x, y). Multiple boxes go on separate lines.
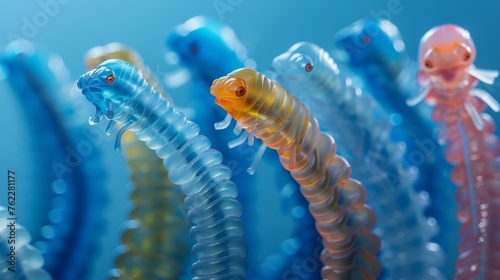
top-left (211, 68), bottom-right (381, 279)
top-left (112, 132), bottom-right (190, 280)
top-left (167, 16), bottom-right (320, 279)
top-left (85, 43), bottom-right (190, 280)
top-left (334, 19), bottom-right (460, 277)
top-left (418, 24), bottom-right (500, 279)
top-left (271, 41), bottom-right (445, 279)
top-left (77, 59), bottom-right (247, 279)
top-left (0, 40), bottom-right (107, 280)
top-left (0, 206), bottom-right (52, 280)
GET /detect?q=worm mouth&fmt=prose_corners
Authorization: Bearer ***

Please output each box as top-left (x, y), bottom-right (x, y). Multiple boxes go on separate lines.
top-left (442, 71), bottom-right (457, 82)
top-left (214, 98), bottom-right (235, 107)
top-left (211, 78), bottom-right (234, 107)
top-left (87, 86), bottom-right (102, 93)
top-left (210, 76), bottom-right (246, 120)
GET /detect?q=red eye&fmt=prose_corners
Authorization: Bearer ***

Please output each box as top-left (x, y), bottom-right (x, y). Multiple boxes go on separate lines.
top-left (106, 75), bottom-right (115, 84)
top-left (235, 86), bottom-right (246, 97)
top-left (363, 35), bottom-right (371, 44)
top-left (463, 51), bottom-right (471, 61)
top-left (190, 44), bottom-right (199, 55)
top-left (424, 60), bottom-right (433, 69)
top-left (305, 63), bottom-right (313, 72)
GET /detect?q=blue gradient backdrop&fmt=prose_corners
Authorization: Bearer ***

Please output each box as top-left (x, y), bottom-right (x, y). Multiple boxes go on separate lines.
top-left (0, 1), bottom-right (499, 279)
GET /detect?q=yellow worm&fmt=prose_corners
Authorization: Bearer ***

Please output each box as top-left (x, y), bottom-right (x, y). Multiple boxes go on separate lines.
top-left (211, 68), bottom-right (381, 279)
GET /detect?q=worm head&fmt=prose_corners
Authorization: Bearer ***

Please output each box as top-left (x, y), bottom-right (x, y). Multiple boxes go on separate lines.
top-left (210, 68), bottom-right (260, 120)
top-left (334, 18), bottom-right (406, 71)
top-left (84, 42), bottom-right (139, 70)
top-left (272, 42), bottom-right (316, 82)
top-left (271, 42), bottom-right (338, 94)
top-left (166, 16), bottom-right (247, 84)
top-left (418, 24), bottom-right (476, 88)
top-left (77, 59), bottom-right (132, 124)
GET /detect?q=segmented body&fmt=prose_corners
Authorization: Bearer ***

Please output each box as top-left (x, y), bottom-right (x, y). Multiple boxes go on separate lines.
top-left (334, 19), bottom-right (460, 276)
top-left (211, 68), bottom-right (381, 279)
top-left (85, 43), bottom-right (190, 280)
top-left (417, 24), bottom-right (500, 279)
top-left (271, 42), bottom-right (445, 279)
top-left (77, 59), bottom-right (247, 279)
top-left (0, 40), bottom-right (107, 280)
top-left (167, 16), bottom-right (320, 279)
top-left (0, 206), bottom-right (52, 280)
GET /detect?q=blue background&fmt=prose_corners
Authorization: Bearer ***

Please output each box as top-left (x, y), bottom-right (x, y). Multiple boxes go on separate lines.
top-left (0, 1), bottom-right (499, 279)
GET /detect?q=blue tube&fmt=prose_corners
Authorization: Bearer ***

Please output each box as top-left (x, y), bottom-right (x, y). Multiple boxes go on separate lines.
top-left (0, 40), bottom-right (108, 280)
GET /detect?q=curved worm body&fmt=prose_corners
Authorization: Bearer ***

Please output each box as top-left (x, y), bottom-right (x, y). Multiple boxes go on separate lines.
top-left (211, 68), bottom-right (381, 279)
top-left (167, 16), bottom-right (320, 279)
top-left (0, 206), bottom-right (52, 280)
top-left (271, 42), bottom-right (445, 279)
top-left (333, 19), bottom-right (460, 276)
top-left (417, 24), bottom-right (500, 279)
top-left (85, 43), bottom-right (190, 280)
top-left (77, 59), bottom-right (247, 279)
top-left (0, 40), bottom-right (107, 280)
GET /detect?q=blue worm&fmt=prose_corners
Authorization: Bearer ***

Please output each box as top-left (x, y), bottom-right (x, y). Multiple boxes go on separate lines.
top-left (77, 59), bottom-right (247, 280)
top-left (333, 18), bottom-right (460, 277)
top-left (0, 40), bottom-right (108, 280)
top-left (166, 16), bottom-right (321, 279)
top-left (84, 42), bottom-right (191, 280)
top-left (272, 41), bottom-right (445, 280)
top-left (0, 206), bottom-right (52, 280)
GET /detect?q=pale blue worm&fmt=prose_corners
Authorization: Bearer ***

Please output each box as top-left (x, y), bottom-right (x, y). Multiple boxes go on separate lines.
top-left (271, 42), bottom-right (445, 280)
top-left (77, 59), bottom-right (247, 280)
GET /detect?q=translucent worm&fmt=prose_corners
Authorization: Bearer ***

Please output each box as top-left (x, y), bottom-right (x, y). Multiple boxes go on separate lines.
top-left (167, 16), bottom-right (321, 279)
top-left (85, 43), bottom-right (190, 280)
top-left (415, 24), bottom-right (500, 279)
top-left (77, 59), bottom-right (247, 279)
top-left (0, 206), bottom-right (52, 280)
top-left (271, 41), bottom-right (445, 279)
top-left (333, 18), bottom-right (461, 277)
top-left (210, 68), bottom-right (381, 279)
top-left (0, 40), bottom-right (107, 280)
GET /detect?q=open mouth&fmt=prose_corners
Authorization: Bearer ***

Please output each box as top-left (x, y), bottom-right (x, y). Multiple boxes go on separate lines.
top-left (442, 71), bottom-right (456, 82)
